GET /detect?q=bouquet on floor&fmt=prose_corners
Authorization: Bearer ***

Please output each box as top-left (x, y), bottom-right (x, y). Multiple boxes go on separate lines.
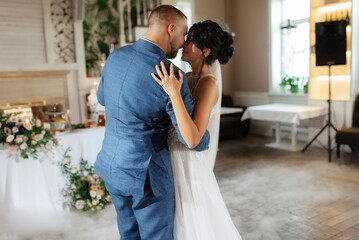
top-left (0, 114), bottom-right (56, 159)
top-left (59, 148), bottom-right (111, 212)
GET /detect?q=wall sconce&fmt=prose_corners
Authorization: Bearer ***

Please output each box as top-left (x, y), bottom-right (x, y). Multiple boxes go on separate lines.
top-left (281, 19), bottom-right (297, 34)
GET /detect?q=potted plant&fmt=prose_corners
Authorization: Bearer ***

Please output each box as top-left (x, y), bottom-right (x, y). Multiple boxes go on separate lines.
top-left (280, 75), bottom-right (299, 93)
top-left (302, 77), bottom-right (309, 94)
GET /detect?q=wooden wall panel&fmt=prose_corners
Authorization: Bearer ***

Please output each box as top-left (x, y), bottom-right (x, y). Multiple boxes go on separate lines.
top-left (0, 0), bottom-right (46, 64)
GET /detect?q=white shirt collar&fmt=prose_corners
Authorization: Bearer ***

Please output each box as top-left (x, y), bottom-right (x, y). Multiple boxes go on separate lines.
top-left (141, 38), bottom-right (161, 49)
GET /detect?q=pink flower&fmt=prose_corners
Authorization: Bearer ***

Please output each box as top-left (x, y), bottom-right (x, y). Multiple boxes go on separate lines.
top-left (23, 123), bottom-right (32, 131)
top-left (22, 136), bottom-right (28, 143)
top-left (97, 189), bottom-right (104, 196)
top-left (105, 196), bottom-right (112, 202)
top-left (75, 200), bottom-right (85, 210)
top-left (9, 115), bottom-right (18, 123)
top-left (18, 117), bottom-right (25, 125)
top-left (63, 158), bottom-right (70, 164)
top-left (93, 174), bottom-right (99, 179)
top-left (4, 127), bottom-right (11, 135)
top-left (33, 134), bottom-right (43, 141)
top-left (45, 140), bottom-right (53, 149)
top-left (8, 145), bottom-right (16, 153)
top-left (35, 119), bottom-right (42, 127)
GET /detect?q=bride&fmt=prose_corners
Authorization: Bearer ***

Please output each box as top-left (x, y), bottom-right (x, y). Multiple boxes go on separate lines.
top-left (152, 20), bottom-right (242, 240)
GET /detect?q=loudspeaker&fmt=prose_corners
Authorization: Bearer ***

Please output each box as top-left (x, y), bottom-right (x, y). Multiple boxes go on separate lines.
top-left (315, 20), bottom-right (347, 66)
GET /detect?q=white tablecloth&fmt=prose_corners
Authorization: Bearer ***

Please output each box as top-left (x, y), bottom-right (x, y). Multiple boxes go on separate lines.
top-left (220, 107), bottom-right (243, 115)
top-left (0, 127), bottom-right (105, 217)
top-left (241, 103), bottom-right (326, 125)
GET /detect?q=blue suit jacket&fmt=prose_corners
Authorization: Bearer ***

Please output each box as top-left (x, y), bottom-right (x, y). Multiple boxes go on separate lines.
top-left (94, 39), bottom-right (210, 197)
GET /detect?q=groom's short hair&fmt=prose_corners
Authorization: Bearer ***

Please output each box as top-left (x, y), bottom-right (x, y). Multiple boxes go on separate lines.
top-left (148, 5), bottom-right (187, 27)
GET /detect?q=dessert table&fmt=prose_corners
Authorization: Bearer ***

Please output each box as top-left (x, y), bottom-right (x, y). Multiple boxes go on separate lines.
top-left (0, 127), bottom-right (105, 216)
top-left (241, 104), bottom-right (326, 151)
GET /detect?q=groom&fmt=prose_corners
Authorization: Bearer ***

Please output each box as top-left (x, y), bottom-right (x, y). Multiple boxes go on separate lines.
top-left (94, 5), bottom-right (210, 240)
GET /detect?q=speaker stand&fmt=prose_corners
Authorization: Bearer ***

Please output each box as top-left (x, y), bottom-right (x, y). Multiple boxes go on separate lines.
top-left (302, 65), bottom-right (338, 162)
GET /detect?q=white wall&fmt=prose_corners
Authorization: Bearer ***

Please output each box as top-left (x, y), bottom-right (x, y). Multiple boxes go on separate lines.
top-left (229, 0), bottom-right (270, 94)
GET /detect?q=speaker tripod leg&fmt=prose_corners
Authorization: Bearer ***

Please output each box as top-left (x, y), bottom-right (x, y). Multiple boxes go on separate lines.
top-left (302, 123), bottom-right (329, 152)
top-left (328, 123), bottom-right (338, 132)
top-left (328, 120), bottom-right (332, 162)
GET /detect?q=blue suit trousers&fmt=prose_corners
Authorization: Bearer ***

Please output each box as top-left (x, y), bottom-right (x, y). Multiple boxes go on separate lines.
top-left (105, 174), bottom-right (175, 240)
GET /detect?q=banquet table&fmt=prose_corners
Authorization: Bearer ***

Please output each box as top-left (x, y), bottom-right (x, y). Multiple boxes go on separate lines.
top-left (0, 127), bottom-right (105, 217)
top-left (241, 104), bottom-right (326, 151)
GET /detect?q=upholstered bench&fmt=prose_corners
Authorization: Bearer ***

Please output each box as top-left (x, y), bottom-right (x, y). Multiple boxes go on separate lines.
top-left (336, 94), bottom-right (359, 157)
top-left (219, 95), bottom-right (250, 140)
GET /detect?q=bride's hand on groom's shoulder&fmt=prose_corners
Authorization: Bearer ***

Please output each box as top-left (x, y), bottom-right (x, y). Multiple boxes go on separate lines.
top-left (152, 61), bottom-right (183, 98)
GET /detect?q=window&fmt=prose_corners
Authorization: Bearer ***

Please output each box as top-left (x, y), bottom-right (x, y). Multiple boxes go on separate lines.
top-left (271, 0), bottom-right (310, 94)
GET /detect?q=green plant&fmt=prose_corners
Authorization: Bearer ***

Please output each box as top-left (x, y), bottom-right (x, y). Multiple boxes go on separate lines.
top-left (60, 148), bottom-right (111, 212)
top-left (280, 75), bottom-right (302, 94)
top-left (302, 77), bottom-right (309, 94)
top-left (83, 0), bottom-right (119, 61)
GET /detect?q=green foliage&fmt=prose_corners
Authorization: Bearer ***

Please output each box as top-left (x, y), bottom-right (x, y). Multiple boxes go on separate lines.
top-left (0, 114), bottom-right (56, 159)
top-left (59, 148), bottom-right (111, 212)
top-left (83, 0), bottom-right (119, 62)
top-left (280, 75), bottom-right (308, 94)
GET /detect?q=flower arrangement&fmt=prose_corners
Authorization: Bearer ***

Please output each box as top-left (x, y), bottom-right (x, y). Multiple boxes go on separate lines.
top-left (59, 148), bottom-right (111, 212)
top-left (0, 114), bottom-right (56, 159)
top-left (280, 75), bottom-right (309, 94)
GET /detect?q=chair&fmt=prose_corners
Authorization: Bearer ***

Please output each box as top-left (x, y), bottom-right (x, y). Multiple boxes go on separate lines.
top-left (336, 94), bottom-right (359, 157)
top-left (219, 94), bottom-right (250, 140)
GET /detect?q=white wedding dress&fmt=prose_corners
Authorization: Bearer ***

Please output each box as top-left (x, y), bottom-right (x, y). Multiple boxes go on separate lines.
top-left (168, 61), bottom-right (242, 240)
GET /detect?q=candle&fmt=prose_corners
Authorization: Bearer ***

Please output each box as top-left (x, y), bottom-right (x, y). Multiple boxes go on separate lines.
top-left (90, 88), bottom-right (97, 97)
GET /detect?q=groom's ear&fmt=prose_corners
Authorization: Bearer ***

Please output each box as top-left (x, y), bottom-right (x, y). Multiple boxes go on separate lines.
top-left (167, 24), bottom-right (175, 37)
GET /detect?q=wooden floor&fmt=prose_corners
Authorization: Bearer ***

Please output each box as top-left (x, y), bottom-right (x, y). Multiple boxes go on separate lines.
top-left (215, 135), bottom-right (359, 240)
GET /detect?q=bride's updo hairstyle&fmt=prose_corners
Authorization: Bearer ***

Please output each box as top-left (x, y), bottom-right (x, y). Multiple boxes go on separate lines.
top-left (187, 20), bottom-right (234, 65)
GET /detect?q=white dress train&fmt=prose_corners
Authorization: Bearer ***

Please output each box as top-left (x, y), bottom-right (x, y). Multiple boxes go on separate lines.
top-left (169, 60), bottom-right (242, 240)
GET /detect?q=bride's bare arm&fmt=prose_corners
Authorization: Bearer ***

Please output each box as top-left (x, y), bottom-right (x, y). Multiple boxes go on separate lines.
top-left (152, 62), bottom-right (219, 149)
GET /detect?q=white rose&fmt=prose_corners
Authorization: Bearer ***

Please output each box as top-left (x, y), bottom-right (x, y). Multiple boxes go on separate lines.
top-left (41, 130), bottom-right (46, 135)
top-left (6, 135), bottom-right (14, 142)
top-left (90, 190), bottom-right (97, 198)
top-left (20, 142), bottom-right (28, 150)
top-left (96, 195), bottom-right (102, 200)
top-left (43, 122), bottom-right (51, 130)
top-left (70, 168), bottom-right (77, 174)
top-left (31, 140), bottom-right (37, 145)
top-left (15, 138), bottom-right (23, 144)
top-left (9, 116), bottom-right (18, 123)
top-left (12, 127), bottom-right (19, 133)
